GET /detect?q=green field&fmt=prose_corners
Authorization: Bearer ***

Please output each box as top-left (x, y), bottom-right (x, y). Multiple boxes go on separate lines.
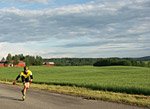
top-left (0, 66), bottom-right (150, 95)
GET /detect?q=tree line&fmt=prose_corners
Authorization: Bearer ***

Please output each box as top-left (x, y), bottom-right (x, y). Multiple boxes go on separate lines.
top-left (1, 53), bottom-right (43, 66)
top-left (1, 54), bottom-right (150, 67)
top-left (44, 57), bottom-right (150, 67)
top-left (93, 58), bottom-right (150, 67)
top-left (43, 58), bottom-right (98, 66)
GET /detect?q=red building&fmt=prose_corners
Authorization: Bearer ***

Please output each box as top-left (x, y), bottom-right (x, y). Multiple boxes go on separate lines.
top-left (0, 63), bottom-right (4, 67)
top-left (12, 60), bottom-right (26, 67)
top-left (43, 62), bottom-right (55, 66)
top-left (0, 60), bottom-right (5, 67)
top-left (0, 60), bottom-right (25, 67)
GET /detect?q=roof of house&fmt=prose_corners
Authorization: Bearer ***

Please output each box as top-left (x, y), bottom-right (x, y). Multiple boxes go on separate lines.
top-left (0, 60), bottom-right (7, 63)
top-left (0, 60), bottom-right (25, 64)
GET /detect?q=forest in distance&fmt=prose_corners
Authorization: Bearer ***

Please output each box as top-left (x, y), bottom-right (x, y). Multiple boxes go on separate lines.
top-left (1, 53), bottom-right (150, 67)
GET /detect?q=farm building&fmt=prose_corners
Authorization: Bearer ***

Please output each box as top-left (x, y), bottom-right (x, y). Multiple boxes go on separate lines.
top-left (0, 60), bottom-right (6, 67)
top-left (43, 62), bottom-right (55, 66)
top-left (0, 60), bottom-right (25, 67)
top-left (12, 60), bottom-right (26, 67)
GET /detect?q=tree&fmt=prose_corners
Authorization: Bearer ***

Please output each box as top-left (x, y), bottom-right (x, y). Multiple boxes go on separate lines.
top-left (148, 61), bottom-right (150, 67)
top-left (139, 61), bottom-right (146, 67)
top-left (93, 58), bottom-right (132, 66)
top-left (18, 54), bottom-right (25, 60)
top-left (117, 60), bottom-right (131, 66)
top-left (29, 56), bottom-right (36, 65)
top-left (6, 53), bottom-right (12, 64)
top-left (1, 57), bottom-right (5, 61)
top-left (24, 56), bottom-right (30, 66)
top-left (35, 56), bottom-right (43, 65)
top-left (13, 55), bottom-right (19, 65)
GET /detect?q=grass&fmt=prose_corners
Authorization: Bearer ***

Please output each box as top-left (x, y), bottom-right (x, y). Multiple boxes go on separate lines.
top-left (0, 66), bottom-right (150, 107)
top-left (1, 66), bottom-right (149, 95)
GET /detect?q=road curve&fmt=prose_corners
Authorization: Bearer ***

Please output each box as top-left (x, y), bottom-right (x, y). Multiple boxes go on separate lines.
top-left (0, 83), bottom-right (145, 109)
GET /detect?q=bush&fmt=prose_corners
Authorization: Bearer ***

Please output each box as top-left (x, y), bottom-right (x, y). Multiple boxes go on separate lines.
top-left (94, 58), bottom-right (139, 67)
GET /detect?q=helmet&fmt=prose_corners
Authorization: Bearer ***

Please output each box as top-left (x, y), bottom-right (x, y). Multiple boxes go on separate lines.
top-left (24, 66), bottom-right (29, 71)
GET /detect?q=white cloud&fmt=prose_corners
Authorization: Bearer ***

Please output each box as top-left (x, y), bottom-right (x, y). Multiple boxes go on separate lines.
top-left (0, 42), bottom-right (30, 59)
top-left (0, 0), bottom-right (150, 58)
top-left (2, 0), bottom-right (48, 5)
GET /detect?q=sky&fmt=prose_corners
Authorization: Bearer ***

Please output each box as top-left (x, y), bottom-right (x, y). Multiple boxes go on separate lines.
top-left (0, 0), bottom-right (150, 59)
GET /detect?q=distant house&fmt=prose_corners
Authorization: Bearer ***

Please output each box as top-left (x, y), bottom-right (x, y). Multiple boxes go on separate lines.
top-left (0, 63), bottom-right (4, 67)
top-left (0, 60), bottom-right (6, 67)
top-left (12, 60), bottom-right (26, 67)
top-left (43, 62), bottom-right (55, 66)
top-left (0, 60), bottom-right (25, 67)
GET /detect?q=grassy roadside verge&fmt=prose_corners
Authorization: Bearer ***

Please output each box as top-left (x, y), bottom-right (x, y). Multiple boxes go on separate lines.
top-left (0, 80), bottom-right (149, 108)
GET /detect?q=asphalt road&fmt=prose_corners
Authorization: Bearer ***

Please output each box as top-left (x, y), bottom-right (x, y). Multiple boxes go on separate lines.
top-left (0, 83), bottom-right (146, 109)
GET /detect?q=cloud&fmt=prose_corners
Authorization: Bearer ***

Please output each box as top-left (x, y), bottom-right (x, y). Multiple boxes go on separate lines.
top-left (2, 0), bottom-right (49, 5)
top-left (0, 42), bottom-right (32, 58)
top-left (0, 0), bottom-right (150, 58)
top-left (0, 0), bottom-right (149, 41)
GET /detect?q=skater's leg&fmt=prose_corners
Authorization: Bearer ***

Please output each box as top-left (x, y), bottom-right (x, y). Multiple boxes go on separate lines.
top-left (22, 82), bottom-right (29, 100)
top-left (23, 82), bottom-right (29, 95)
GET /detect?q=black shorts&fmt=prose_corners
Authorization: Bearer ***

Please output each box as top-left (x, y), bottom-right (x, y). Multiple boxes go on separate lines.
top-left (21, 76), bottom-right (29, 82)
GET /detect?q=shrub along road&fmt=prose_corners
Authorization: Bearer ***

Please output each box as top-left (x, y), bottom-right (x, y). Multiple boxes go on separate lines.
top-left (0, 84), bottom-right (144, 109)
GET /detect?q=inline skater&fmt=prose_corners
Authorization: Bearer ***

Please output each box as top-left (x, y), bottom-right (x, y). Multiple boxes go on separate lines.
top-left (13, 66), bottom-right (33, 100)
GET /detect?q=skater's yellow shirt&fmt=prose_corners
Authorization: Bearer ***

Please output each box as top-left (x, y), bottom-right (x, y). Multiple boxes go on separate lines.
top-left (20, 70), bottom-right (32, 79)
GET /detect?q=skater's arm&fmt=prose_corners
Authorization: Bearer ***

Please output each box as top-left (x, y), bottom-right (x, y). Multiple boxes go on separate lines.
top-left (30, 75), bottom-right (33, 84)
top-left (13, 75), bottom-right (20, 85)
top-left (16, 75), bottom-right (20, 81)
top-left (29, 71), bottom-right (33, 81)
top-left (30, 79), bottom-right (32, 84)
top-left (13, 75), bottom-right (19, 85)
top-left (30, 75), bottom-right (33, 79)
